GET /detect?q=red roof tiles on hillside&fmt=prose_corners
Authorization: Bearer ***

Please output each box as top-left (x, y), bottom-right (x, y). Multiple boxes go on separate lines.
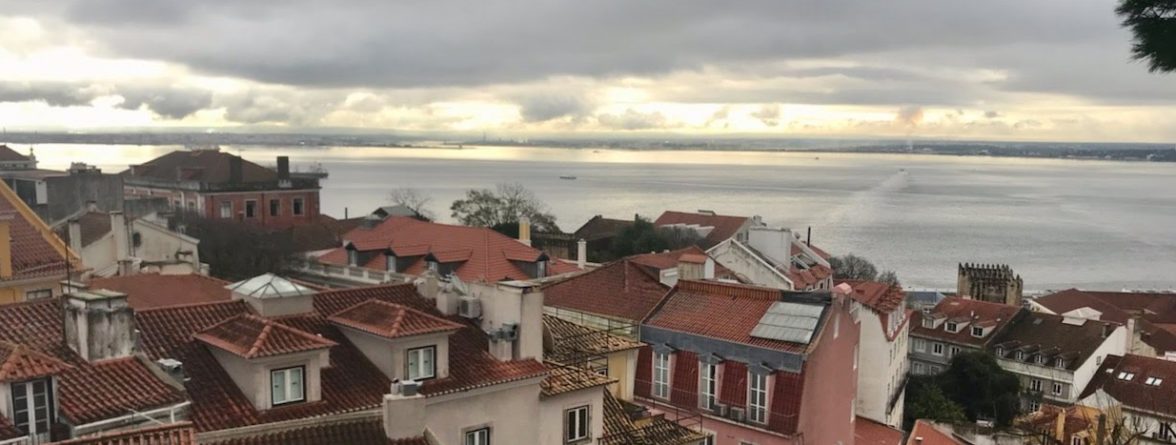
top-left (0, 340), bottom-right (73, 382)
top-left (51, 422), bottom-right (197, 445)
top-left (542, 259), bottom-right (669, 322)
top-left (194, 314), bottom-right (336, 359)
top-left (841, 280), bottom-right (906, 313)
top-left (1080, 354), bottom-right (1176, 417)
top-left (854, 416), bottom-right (904, 445)
top-left (906, 420), bottom-right (965, 445)
top-left (645, 280), bottom-right (820, 353)
top-left (653, 210), bottom-right (750, 250)
top-left (87, 274), bottom-right (233, 310)
top-left (910, 297), bottom-right (1021, 348)
top-left (205, 418), bottom-right (426, 445)
top-left (319, 217), bottom-right (571, 282)
top-left (0, 180), bottom-right (72, 281)
top-left (1036, 288), bottom-right (1176, 324)
top-left (328, 299), bottom-right (464, 340)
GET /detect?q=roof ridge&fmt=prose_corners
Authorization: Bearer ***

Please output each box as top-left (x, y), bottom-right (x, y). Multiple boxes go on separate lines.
top-left (137, 299), bottom-right (247, 313)
top-left (250, 323), bottom-right (274, 358)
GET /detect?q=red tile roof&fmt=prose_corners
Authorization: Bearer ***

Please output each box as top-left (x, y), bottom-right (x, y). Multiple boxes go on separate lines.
top-left (328, 299), bottom-right (464, 340)
top-left (204, 418), bottom-right (425, 445)
top-left (910, 297), bottom-right (1021, 348)
top-left (627, 246), bottom-right (739, 281)
top-left (854, 417), bottom-right (904, 445)
top-left (644, 280), bottom-right (824, 353)
top-left (0, 340), bottom-right (73, 382)
top-left (194, 314), bottom-right (336, 359)
top-left (1080, 354), bottom-right (1176, 417)
top-left (86, 274), bottom-right (233, 310)
top-left (541, 361), bottom-right (615, 397)
top-left (841, 280), bottom-right (906, 313)
top-left (51, 422), bottom-right (196, 445)
top-left (573, 215), bottom-right (634, 242)
top-left (1036, 288), bottom-right (1176, 324)
top-left (542, 259), bottom-right (670, 322)
top-left (0, 180), bottom-right (74, 281)
top-left (125, 150), bottom-right (277, 184)
top-left (653, 211), bottom-right (750, 250)
top-left (319, 217), bottom-right (569, 282)
top-left (0, 416), bottom-right (22, 441)
top-left (906, 420), bottom-right (965, 445)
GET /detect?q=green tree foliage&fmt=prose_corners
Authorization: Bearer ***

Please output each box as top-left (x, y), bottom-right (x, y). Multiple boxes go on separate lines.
top-left (1116, 0), bottom-right (1176, 73)
top-left (450, 183), bottom-right (559, 232)
top-left (828, 254), bottom-right (879, 281)
top-left (938, 351), bottom-right (1023, 427)
top-left (903, 375), bottom-right (967, 430)
top-left (607, 216), bottom-right (702, 260)
top-left (173, 211), bottom-right (293, 280)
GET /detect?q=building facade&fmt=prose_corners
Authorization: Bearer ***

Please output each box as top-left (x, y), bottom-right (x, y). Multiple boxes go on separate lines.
top-left (0, 180), bottom-right (77, 304)
top-left (707, 226), bottom-right (833, 291)
top-left (956, 263), bottom-right (1023, 307)
top-left (1078, 354), bottom-right (1176, 445)
top-left (843, 280), bottom-right (910, 428)
top-left (908, 297), bottom-right (1022, 376)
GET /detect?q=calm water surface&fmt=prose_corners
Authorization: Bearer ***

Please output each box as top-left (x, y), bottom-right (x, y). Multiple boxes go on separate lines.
top-left (18, 143), bottom-right (1176, 291)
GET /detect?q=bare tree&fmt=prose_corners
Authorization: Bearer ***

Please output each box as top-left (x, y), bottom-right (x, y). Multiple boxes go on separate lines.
top-left (388, 187), bottom-right (434, 221)
top-left (450, 182), bottom-right (559, 232)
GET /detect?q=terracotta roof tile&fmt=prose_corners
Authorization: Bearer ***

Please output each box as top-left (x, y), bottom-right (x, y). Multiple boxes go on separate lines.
top-left (627, 246), bottom-right (740, 281)
top-left (125, 150), bottom-right (277, 184)
top-left (573, 215), bottom-right (634, 242)
top-left (991, 311), bottom-right (1117, 371)
top-left (543, 315), bottom-right (643, 363)
top-left (51, 422), bottom-right (196, 445)
top-left (205, 418), bottom-right (424, 445)
top-left (601, 391), bottom-right (707, 445)
top-left (86, 274), bottom-right (233, 310)
top-left (0, 145), bottom-right (31, 162)
top-left (910, 297), bottom-right (1021, 348)
top-left (0, 180), bottom-right (73, 281)
top-left (653, 211), bottom-right (750, 250)
top-left (906, 420), bottom-right (965, 445)
top-left (841, 280), bottom-right (906, 313)
top-left (58, 357), bottom-right (190, 425)
top-left (543, 260), bottom-right (669, 322)
top-left (854, 416), bottom-right (904, 445)
top-left (0, 416), bottom-right (22, 441)
top-left (541, 362), bottom-right (614, 397)
top-left (320, 217), bottom-right (557, 282)
top-left (645, 280), bottom-right (827, 353)
top-left (194, 314), bottom-right (336, 359)
top-left (417, 314), bottom-right (548, 397)
top-left (328, 299), bottom-right (464, 340)
top-left (1080, 354), bottom-right (1176, 417)
top-left (0, 340), bottom-right (73, 382)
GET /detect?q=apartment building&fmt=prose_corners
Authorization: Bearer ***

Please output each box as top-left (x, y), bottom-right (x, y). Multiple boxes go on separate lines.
top-left (843, 280), bottom-right (911, 428)
top-left (908, 297), bottom-right (1021, 375)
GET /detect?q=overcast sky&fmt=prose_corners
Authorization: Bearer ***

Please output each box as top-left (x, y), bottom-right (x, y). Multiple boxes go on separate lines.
top-left (1, 0), bottom-right (1173, 141)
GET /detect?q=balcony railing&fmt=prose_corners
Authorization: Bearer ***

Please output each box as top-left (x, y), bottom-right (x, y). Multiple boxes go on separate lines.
top-left (634, 378), bottom-right (797, 435)
top-left (287, 257), bottom-right (415, 286)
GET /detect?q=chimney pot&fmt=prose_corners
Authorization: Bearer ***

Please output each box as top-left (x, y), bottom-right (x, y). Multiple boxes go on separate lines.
top-left (518, 216), bottom-right (531, 247)
top-left (576, 239), bottom-right (587, 269)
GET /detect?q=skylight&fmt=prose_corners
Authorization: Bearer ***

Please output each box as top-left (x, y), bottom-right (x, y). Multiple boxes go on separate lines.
top-left (1145, 377), bottom-right (1163, 386)
top-left (1117, 372), bottom-right (1136, 380)
top-left (749, 301), bottom-right (823, 344)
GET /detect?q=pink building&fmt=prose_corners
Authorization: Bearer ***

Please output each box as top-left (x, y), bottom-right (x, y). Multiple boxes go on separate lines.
top-left (636, 280), bottom-right (860, 445)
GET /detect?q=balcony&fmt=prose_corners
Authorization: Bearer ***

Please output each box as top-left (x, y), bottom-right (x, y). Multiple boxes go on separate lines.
top-left (287, 257), bottom-right (415, 287)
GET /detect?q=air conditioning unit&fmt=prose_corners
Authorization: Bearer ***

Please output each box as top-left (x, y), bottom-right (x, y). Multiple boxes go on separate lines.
top-left (458, 296), bottom-right (482, 319)
top-left (729, 407), bottom-right (746, 422)
top-left (497, 323), bottom-right (519, 341)
top-left (716, 404), bottom-right (729, 417)
top-left (394, 379), bottom-right (422, 396)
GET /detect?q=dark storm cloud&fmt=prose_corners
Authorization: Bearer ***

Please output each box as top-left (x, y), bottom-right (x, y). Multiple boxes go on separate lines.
top-left (511, 91), bottom-right (593, 122)
top-left (0, 81), bottom-right (211, 118)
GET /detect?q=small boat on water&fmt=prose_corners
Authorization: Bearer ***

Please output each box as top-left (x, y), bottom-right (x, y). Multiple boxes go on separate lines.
top-left (559, 175), bottom-right (577, 180)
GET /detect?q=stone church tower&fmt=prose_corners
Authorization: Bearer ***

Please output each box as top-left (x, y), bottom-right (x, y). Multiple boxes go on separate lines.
top-left (957, 263), bottom-right (1023, 307)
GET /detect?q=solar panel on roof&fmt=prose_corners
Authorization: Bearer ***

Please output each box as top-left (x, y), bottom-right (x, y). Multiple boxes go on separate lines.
top-left (750, 301), bottom-right (823, 344)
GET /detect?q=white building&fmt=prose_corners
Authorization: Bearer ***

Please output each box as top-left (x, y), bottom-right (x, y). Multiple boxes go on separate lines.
top-left (60, 209), bottom-right (204, 277)
top-left (1077, 354), bottom-right (1176, 444)
top-left (842, 281), bottom-right (910, 428)
top-left (707, 226), bottom-right (833, 291)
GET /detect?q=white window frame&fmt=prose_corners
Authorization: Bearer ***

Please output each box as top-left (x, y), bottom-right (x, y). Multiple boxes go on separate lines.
top-left (1071, 437), bottom-right (1084, 445)
top-left (270, 366), bottom-right (305, 406)
top-left (971, 326), bottom-right (984, 337)
top-left (653, 352), bottom-right (671, 399)
top-left (347, 249), bottom-right (359, 267)
top-left (1052, 382), bottom-right (1064, 396)
top-left (699, 361), bottom-right (717, 409)
top-left (748, 371), bottom-right (768, 424)
top-left (407, 346), bottom-right (436, 381)
top-left (564, 405), bottom-right (590, 443)
top-left (11, 378), bottom-right (53, 438)
top-left (945, 322), bottom-right (958, 332)
top-left (219, 201), bottom-right (233, 218)
top-left (464, 427), bottom-right (490, 445)
top-left (1029, 378), bottom-right (1043, 392)
top-left (932, 342), bottom-right (945, 356)
top-left (913, 361), bottom-right (925, 375)
top-left (913, 338), bottom-right (926, 353)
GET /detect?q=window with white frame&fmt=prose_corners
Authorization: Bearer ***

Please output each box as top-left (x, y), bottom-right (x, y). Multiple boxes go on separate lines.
top-left (24, 289), bottom-right (52, 300)
top-left (1028, 400), bottom-right (1041, 412)
top-left (464, 427), bottom-right (490, 445)
top-left (913, 362), bottom-right (925, 375)
top-left (748, 372), bottom-right (768, 424)
top-left (699, 361), bottom-right (717, 409)
top-left (945, 322), bottom-right (958, 332)
top-left (1029, 378), bottom-right (1043, 392)
top-left (407, 346), bottom-right (436, 381)
top-left (565, 405), bottom-right (590, 443)
top-left (1071, 437), bottom-right (1084, 445)
top-left (971, 326), bottom-right (984, 337)
top-left (270, 366), bottom-right (305, 406)
top-left (932, 342), bottom-right (945, 356)
top-left (219, 201), bottom-right (233, 218)
top-left (1052, 382), bottom-right (1064, 396)
top-left (11, 378), bottom-right (52, 436)
top-left (922, 318), bottom-right (934, 328)
top-left (653, 351), bottom-right (671, 399)
top-left (1015, 351), bottom-right (1025, 361)
top-left (949, 346), bottom-right (961, 358)
top-left (913, 338), bottom-right (926, 353)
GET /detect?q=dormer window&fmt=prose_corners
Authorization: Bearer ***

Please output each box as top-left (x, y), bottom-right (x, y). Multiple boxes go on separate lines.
top-left (271, 366), bottom-right (306, 406)
top-left (1015, 351), bottom-right (1025, 361)
top-left (922, 319), bottom-right (934, 329)
top-left (347, 249), bottom-right (359, 267)
top-left (1037, 355), bottom-right (1048, 365)
top-left (946, 322), bottom-right (958, 333)
top-left (971, 326), bottom-right (984, 337)
top-left (995, 347), bottom-right (1004, 357)
top-left (386, 253), bottom-right (398, 273)
top-left (407, 346), bottom-right (436, 381)
top-left (11, 378), bottom-right (54, 438)
top-left (1055, 358), bottom-right (1066, 369)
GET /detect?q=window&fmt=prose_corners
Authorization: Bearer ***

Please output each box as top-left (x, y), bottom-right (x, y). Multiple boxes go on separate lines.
top-left (1055, 358), bottom-right (1066, 369)
top-left (187, 200), bottom-right (195, 209)
top-left (1145, 377), bottom-right (1163, 386)
top-left (407, 346), bottom-right (436, 381)
top-left (347, 249), bottom-right (359, 267)
top-left (699, 362), bottom-right (717, 409)
top-left (386, 255), bottom-right (397, 273)
top-left (922, 318), bottom-right (934, 328)
top-left (219, 201), bottom-right (233, 218)
top-left (1015, 351), bottom-right (1025, 361)
top-left (913, 362), bottom-right (925, 375)
top-left (1029, 378), bottom-right (1043, 392)
top-left (132, 232), bottom-right (143, 248)
top-left (1117, 372), bottom-right (1136, 380)
top-left (932, 343), bottom-right (945, 356)
top-left (995, 347), bottom-right (1004, 357)
top-left (1028, 400), bottom-right (1041, 412)
top-left (945, 322), bottom-right (958, 332)
top-left (269, 199), bottom-right (280, 217)
top-left (1157, 422), bottom-right (1173, 441)
top-left (245, 200), bottom-right (257, 218)
top-left (1071, 437), bottom-right (1085, 445)
top-left (929, 365), bottom-right (942, 374)
top-left (565, 405), bottom-right (590, 443)
top-left (1037, 355), bottom-right (1048, 365)
top-left (913, 338), bottom-right (926, 353)
top-left (971, 326), bottom-right (984, 337)
top-left (748, 372), bottom-right (768, 424)
top-left (270, 366), bottom-right (305, 406)
top-left (653, 352), bottom-right (671, 399)
top-left (949, 346), bottom-right (961, 358)
top-left (25, 289), bottom-right (52, 300)
top-left (464, 427), bottom-right (490, 445)
top-left (702, 432), bottom-right (715, 445)
top-left (1052, 382), bottom-right (1064, 396)
top-left (293, 198), bottom-right (305, 215)
top-left (11, 378), bottom-right (52, 436)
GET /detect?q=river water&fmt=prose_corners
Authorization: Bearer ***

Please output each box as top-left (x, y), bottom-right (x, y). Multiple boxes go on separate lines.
top-left (16, 143), bottom-right (1176, 291)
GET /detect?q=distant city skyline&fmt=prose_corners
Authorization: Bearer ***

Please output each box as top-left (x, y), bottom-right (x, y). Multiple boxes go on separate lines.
top-left (1, 1), bottom-right (1174, 142)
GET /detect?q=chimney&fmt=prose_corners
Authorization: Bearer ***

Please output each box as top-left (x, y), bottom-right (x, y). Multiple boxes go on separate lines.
top-left (86, 200), bottom-right (99, 212)
top-left (518, 216), bottom-right (531, 247)
top-left (576, 239), bottom-right (587, 269)
top-left (117, 258), bottom-right (138, 276)
top-left (477, 281), bottom-right (543, 361)
top-left (229, 155), bottom-right (243, 184)
top-left (0, 215), bottom-right (12, 280)
top-left (806, 226), bottom-right (812, 247)
top-left (110, 211), bottom-right (129, 261)
top-left (382, 385), bottom-right (426, 442)
top-left (64, 289), bottom-right (136, 361)
top-left (1126, 317), bottom-right (1138, 354)
top-left (277, 156), bottom-right (290, 180)
top-left (68, 218), bottom-right (83, 254)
